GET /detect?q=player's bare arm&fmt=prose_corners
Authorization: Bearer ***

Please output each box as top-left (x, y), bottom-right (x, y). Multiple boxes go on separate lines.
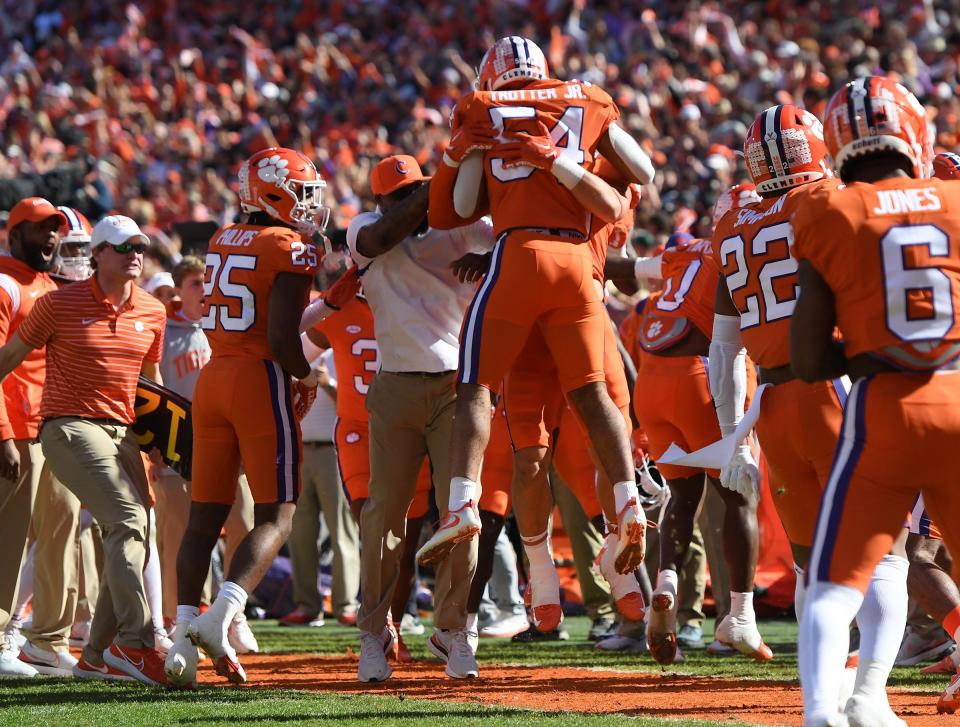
top-left (791, 260), bottom-right (845, 382)
top-left (269, 272), bottom-right (315, 380)
top-left (355, 182), bottom-right (431, 258)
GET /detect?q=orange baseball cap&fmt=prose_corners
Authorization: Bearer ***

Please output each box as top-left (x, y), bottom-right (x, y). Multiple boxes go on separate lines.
top-left (370, 155), bottom-right (430, 196)
top-left (8, 197), bottom-right (68, 230)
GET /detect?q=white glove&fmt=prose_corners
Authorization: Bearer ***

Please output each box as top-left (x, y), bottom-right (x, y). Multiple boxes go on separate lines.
top-left (638, 461), bottom-right (671, 510)
top-left (720, 443), bottom-right (760, 499)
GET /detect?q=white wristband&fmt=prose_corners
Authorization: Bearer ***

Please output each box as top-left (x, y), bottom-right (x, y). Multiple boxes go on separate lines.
top-left (442, 151), bottom-right (461, 168)
top-left (551, 154), bottom-right (585, 189)
top-left (634, 255), bottom-right (664, 280)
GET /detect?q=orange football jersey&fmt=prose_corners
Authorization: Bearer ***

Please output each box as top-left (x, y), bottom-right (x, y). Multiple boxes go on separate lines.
top-left (452, 79), bottom-right (620, 237)
top-left (713, 180), bottom-right (839, 368)
top-left (793, 178), bottom-right (960, 369)
top-left (313, 295), bottom-right (379, 423)
top-left (202, 224), bottom-right (319, 361)
top-left (637, 239), bottom-right (718, 351)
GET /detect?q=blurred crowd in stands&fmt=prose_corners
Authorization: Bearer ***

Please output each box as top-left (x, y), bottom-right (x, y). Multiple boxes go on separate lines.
top-left (2, 0), bottom-right (959, 258)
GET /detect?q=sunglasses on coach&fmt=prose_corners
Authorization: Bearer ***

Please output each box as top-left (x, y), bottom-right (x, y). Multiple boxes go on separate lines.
top-left (110, 241), bottom-right (148, 254)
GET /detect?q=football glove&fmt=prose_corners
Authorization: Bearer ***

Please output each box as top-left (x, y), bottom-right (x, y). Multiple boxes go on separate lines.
top-left (720, 443), bottom-right (760, 499)
top-left (444, 123), bottom-right (498, 167)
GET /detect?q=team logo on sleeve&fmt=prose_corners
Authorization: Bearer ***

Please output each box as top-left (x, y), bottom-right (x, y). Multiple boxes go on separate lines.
top-left (346, 431), bottom-right (361, 444)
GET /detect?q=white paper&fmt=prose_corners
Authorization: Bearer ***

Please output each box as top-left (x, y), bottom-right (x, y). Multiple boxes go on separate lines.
top-left (658, 383), bottom-right (771, 468)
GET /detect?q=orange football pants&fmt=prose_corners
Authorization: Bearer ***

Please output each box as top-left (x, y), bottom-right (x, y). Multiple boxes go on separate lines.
top-left (192, 357), bottom-right (302, 504)
top-left (632, 354), bottom-right (721, 481)
top-left (504, 315), bottom-right (631, 450)
top-left (335, 417), bottom-right (431, 519)
top-left (755, 378), bottom-right (846, 548)
top-left (808, 372), bottom-right (960, 592)
top-left (458, 234), bottom-right (605, 393)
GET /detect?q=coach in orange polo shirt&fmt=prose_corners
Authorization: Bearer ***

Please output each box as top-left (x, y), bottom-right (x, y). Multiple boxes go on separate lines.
top-left (0, 197), bottom-right (65, 678)
top-left (0, 214), bottom-right (168, 686)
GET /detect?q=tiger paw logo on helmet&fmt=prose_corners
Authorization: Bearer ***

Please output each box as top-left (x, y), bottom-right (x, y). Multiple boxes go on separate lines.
top-left (257, 155), bottom-right (290, 184)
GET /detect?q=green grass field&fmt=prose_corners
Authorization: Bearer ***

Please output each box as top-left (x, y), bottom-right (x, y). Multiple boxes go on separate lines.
top-left (0, 618), bottom-right (942, 727)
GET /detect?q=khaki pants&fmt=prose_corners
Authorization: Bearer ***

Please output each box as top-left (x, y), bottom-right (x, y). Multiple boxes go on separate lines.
top-left (25, 465), bottom-right (81, 652)
top-left (0, 441), bottom-right (43, 630)
top-left (289, 442), bottom-right (359, 617)
top-left (154, 472), bottom-right (254, 620)
top-left (75, 516), bottom-right (102, 624)
top-left (359, 371), bottom-right (477, 633)
top-left (40, 417), bottom-right (154, 659)
top-left (552, 473), bottom-right (614, 620)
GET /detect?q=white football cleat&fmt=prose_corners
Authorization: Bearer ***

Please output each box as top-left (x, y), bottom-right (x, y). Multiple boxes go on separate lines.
top-left (186, 612), bottom-right (246, 684)
top-left (613, 499), bottom-right (647, 574)
top-left (714, 614), bottom-right (773, 662)
top-left (164, 629), bottom-right (199, 689)
top-left (228, 612), bottom-right (260, 654)
top-left (416, 502), bottom-right (481, 568)
top-left (844, 694), bottom-right (906, 727)
top-left (596, 534), bottom-right (646, 621)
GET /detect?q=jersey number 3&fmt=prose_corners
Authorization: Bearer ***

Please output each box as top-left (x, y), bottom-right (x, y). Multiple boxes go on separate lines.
top-left (202, 253), bottom-right (257, 332)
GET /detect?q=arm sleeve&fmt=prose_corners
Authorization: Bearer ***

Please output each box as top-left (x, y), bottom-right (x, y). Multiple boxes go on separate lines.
top-left (634, 255), bottom-right (664, 280)
top-left (300, 297), bottom-right (332, 332)
top-left (301, 331), bottom-right (325, 362)
top-left (16, 294), bottom-right (55, 350)
top-left (708, 313), bottom-right (747, 436)
top-left (605, 124), bottom-right (655, 185)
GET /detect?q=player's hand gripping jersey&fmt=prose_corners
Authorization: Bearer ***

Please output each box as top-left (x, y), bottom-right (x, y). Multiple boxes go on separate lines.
top-left (452, 79), bottom-right (620, 238)
top-left (192, 223), bottom-right (319, 505)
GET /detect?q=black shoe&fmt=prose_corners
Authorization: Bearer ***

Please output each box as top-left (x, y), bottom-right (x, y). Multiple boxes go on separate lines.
top-left (588, 615), bottom-right (616, 642)
top-left (511, 625), bottom-right (570, 642)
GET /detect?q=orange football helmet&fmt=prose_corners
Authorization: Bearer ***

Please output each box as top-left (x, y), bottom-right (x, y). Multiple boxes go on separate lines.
top-left (933, 151), bottom-right (960, 181)
top-left (476, 36), bottom-right (548, 92)
top-left (54, 206), bottom-right (93, 281)
top-left (823, 76), bottom-right (931, 179)
top-left (744, 104), bottom-right (830, 195)
top-left (712, 183), bottom-right (762, 228)
top-left (238, 147), bottom-right (329, 234)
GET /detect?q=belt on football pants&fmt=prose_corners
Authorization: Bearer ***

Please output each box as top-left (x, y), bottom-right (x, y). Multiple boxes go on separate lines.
top-left (504, 226), bottom-right (587, 242)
